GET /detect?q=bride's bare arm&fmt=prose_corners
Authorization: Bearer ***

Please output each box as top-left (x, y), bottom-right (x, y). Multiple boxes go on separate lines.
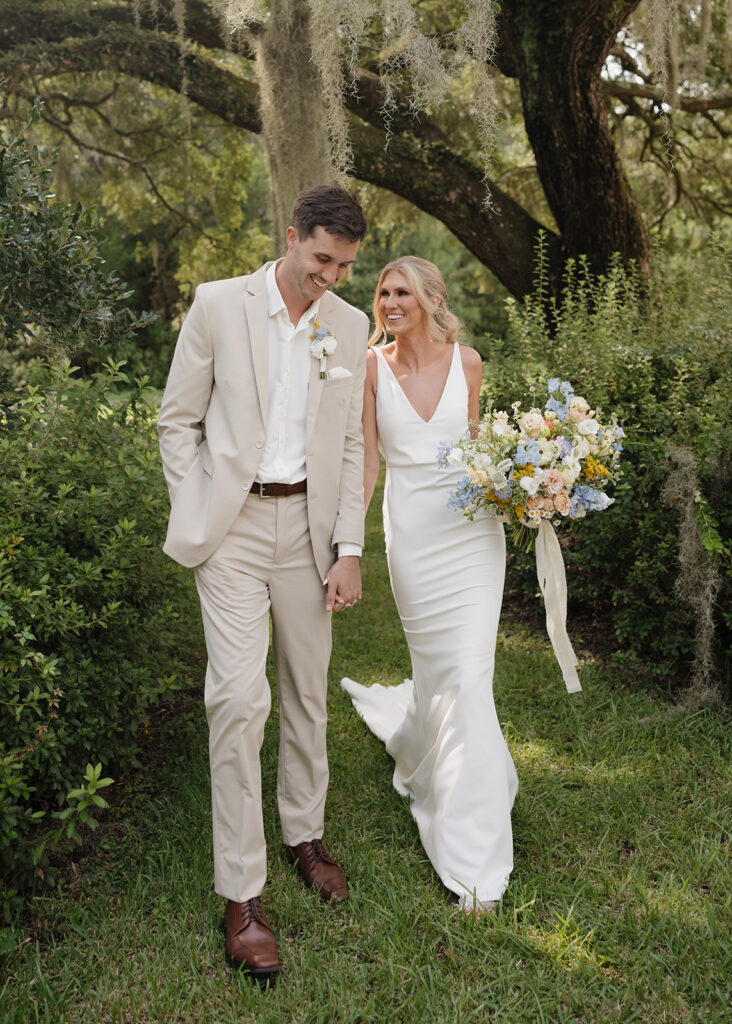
top-left (362, 350), bottom-right (380, 511)
top-left (461, 346), bottom-right (483, 437)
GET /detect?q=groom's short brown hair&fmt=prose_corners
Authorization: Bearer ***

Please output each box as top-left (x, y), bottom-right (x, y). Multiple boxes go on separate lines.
top-left (292, 185), bottom-right (367, 243)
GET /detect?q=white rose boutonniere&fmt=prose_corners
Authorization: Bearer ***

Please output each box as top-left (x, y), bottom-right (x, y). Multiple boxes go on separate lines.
top-left (310, 323), bottom-right (338, 379)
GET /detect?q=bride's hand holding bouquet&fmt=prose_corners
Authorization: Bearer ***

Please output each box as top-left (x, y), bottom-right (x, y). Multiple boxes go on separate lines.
top-left (439, 378), bottom-right (626, 694)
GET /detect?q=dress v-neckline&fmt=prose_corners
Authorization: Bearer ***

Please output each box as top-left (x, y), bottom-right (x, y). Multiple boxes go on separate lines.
top-left (378, 343), bottom-right (457, 424)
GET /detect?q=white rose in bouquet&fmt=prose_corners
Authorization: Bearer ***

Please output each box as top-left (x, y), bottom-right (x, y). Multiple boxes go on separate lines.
top-left (446, 446), bottom-right (465, 467)
top-left (577, 418), bottom-right (600, 436)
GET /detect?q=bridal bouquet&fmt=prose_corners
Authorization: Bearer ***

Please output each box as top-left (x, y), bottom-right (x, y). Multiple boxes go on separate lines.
top-left (438, 378), bottom-right (625, 550)
top-left (438, 378), bottom-right (626, 694)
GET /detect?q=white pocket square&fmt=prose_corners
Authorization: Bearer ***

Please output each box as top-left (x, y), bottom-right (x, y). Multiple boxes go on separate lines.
top-left (325, 366), bottom-right (352, 381)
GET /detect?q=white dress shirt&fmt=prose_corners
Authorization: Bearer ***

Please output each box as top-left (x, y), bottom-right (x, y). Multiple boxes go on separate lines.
top-left (257, 261), bottom-right (317, 484)
top-left (257, 262), bottom-right (361, 559)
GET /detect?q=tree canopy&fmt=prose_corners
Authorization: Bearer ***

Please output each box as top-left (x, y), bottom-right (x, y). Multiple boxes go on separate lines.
top-left (1, 0), bottom-right (730, 300)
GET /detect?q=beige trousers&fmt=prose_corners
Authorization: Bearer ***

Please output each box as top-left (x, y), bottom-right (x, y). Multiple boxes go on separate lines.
top-left (194, 491), bottom-right (332, 902)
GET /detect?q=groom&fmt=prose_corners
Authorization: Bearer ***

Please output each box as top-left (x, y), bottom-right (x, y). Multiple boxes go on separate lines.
top-left (158, 186), bottom-right (369, 979)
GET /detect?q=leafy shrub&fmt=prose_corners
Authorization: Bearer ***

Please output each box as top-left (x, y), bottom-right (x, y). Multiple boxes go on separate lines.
top-left (0, 102), bottom-right (154, 366)
top-left (0, 359), bottom-right (197, 909)
top-left (0, 112), bottom-right (199, 911)
top-left (481, 240), bottom-right (731, 697)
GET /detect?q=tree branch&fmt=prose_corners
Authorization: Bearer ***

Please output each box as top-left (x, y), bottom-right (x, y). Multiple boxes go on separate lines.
top-left (0, 0), bottom-right (258, 57)
top-left (604, 81), bottom-right (732, 113)
top-left (0, 28), bottom-right (263, 134)
top-left (0, 12), bottom-right (560, 300)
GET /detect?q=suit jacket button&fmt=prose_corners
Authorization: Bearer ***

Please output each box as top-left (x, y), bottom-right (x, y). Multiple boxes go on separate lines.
top-left (241, 482), bottom-right (250, 491)
top-left (255, 440), bottom-right (264, 449)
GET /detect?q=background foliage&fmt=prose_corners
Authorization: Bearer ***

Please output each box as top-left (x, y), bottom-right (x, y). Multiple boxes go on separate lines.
top-left (0, 103), bottom-right (154, 368)
top-left (0, 121), bottom-right (200, 910)
top-left (480, 241), bottom-right (731, 695)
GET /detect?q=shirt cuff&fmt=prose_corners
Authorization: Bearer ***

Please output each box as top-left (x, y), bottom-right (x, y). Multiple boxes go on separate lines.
top-left (337, 543), bottom-right (362, 559)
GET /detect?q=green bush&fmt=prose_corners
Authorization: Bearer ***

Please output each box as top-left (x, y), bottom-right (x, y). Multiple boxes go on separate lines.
top-left (0, 359), bottom-right (197, 908)
top-left (481, 240), bottom-right (731, 696)
top-left (0, 114), bottom-right (198, 910)
top-left (0, 102), bottom-right (154, 367)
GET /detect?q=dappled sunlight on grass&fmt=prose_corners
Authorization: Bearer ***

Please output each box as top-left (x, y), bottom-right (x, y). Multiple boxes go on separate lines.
top-left (523, 910), bottom-right (610, 972)
top-left (631, 873), bottom-right (727, 927)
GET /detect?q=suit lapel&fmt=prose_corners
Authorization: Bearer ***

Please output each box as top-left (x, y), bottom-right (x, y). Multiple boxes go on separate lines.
top-left (243, 263), bottom-right (272, 426)
top-left (306, 292), bottom-right (335, 439)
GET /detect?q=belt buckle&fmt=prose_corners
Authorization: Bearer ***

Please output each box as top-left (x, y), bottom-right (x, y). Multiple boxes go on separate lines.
top-left (259, 482), bottom-right (276, 498)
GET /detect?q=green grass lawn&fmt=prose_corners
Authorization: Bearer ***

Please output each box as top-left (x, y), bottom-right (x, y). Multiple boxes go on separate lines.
top-left (2, 478), bottom-right (730, 1023)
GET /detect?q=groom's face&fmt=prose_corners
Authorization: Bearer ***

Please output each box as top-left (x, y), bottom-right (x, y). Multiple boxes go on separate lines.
top-left (284, 225), bottom-right (360, 305)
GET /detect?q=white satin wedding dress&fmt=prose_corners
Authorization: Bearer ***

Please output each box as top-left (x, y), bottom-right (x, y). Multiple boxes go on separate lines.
top-left (342, 342), bottom-right (518, 905)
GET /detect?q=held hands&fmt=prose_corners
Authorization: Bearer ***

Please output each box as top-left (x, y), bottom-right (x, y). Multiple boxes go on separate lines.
top-left (323, 556), bottom-right (362, 612)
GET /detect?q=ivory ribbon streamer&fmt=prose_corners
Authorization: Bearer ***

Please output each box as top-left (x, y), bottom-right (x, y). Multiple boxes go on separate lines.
top-left (535, 520), bottom-right (582, 693)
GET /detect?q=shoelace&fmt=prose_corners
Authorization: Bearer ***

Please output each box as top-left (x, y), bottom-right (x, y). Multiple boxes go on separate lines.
top-left (242, 896), bottom-right (268, 927)
top-left (307, 839), bottom-right (336, 865)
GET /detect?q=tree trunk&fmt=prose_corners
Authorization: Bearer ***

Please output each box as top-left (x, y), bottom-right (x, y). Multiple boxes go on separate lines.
top-left (250, 0), bottom-right (335, 244)
top-left (499, 0), bottom-right (651, 283)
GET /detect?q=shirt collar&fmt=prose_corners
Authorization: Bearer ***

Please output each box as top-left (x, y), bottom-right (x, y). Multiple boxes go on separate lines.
top-left (266, 260), bottom-right (321, 327)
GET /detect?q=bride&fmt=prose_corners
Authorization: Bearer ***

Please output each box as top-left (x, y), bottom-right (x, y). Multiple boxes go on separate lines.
top-left (341, 256), bottom-right (518, 914)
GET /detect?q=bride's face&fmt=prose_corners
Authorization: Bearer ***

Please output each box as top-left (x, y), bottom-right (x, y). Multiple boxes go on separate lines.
top-left (378, 270), bottom-right (426, 337)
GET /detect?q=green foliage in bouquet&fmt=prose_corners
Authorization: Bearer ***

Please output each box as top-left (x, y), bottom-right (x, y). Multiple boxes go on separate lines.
top-left (481, 237), bottom-right (731, 700)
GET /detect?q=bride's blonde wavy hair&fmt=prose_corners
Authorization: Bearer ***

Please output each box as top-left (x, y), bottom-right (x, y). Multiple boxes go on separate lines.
top-left (369, 256), bottom-right (463, 347)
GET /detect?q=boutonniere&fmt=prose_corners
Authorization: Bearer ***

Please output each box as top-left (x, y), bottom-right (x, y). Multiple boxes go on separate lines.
top-left (310, 323), bottom-right (338, 379)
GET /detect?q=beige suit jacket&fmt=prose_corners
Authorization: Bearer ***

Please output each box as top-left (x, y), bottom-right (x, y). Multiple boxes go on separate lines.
top-left (158, 262), bottom-right (369, 575)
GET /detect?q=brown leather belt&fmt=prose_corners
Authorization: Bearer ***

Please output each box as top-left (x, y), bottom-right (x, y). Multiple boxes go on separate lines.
top-left (250, 479), bottom-right (307, 497)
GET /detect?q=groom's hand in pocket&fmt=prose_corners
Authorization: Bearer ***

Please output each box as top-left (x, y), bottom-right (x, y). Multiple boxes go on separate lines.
top-left (323, 556), bottom-right (362, 612)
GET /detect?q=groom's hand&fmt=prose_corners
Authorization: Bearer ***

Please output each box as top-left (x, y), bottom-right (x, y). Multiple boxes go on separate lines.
top-left (323, 556), bottom-right (362, 613)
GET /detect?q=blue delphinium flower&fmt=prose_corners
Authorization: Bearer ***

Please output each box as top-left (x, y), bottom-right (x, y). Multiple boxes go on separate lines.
top-left (494, 483), bottom-right (514, 501)
top-left (514, 440), bottom-right (541, 467)
top-left (557, 437), bottom-right (574, 460)
top-left (436, 440), bottom-right (453, 469)
top-left (313, 325), bottom-right (330, 342)
top-left (513, 447), bottom-right (528, 467)
top-left (569, 494), bottom-right (585, 518)
top-left (447, 476), bottom-right (482, 511)
top-left (545, 396), bottom-right (568, 418)
top-left (546, 378), bottom-right (574, 419)
top-left (572, 484), bottom-right (613, 513)
top-left (610, 424), bottom-right (625, 454)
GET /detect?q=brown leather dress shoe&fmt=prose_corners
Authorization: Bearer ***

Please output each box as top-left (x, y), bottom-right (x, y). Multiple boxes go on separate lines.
top-left (224, 897), bottom-right (281, 979)
top-left (290, 838), bottom-right (349, 902)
